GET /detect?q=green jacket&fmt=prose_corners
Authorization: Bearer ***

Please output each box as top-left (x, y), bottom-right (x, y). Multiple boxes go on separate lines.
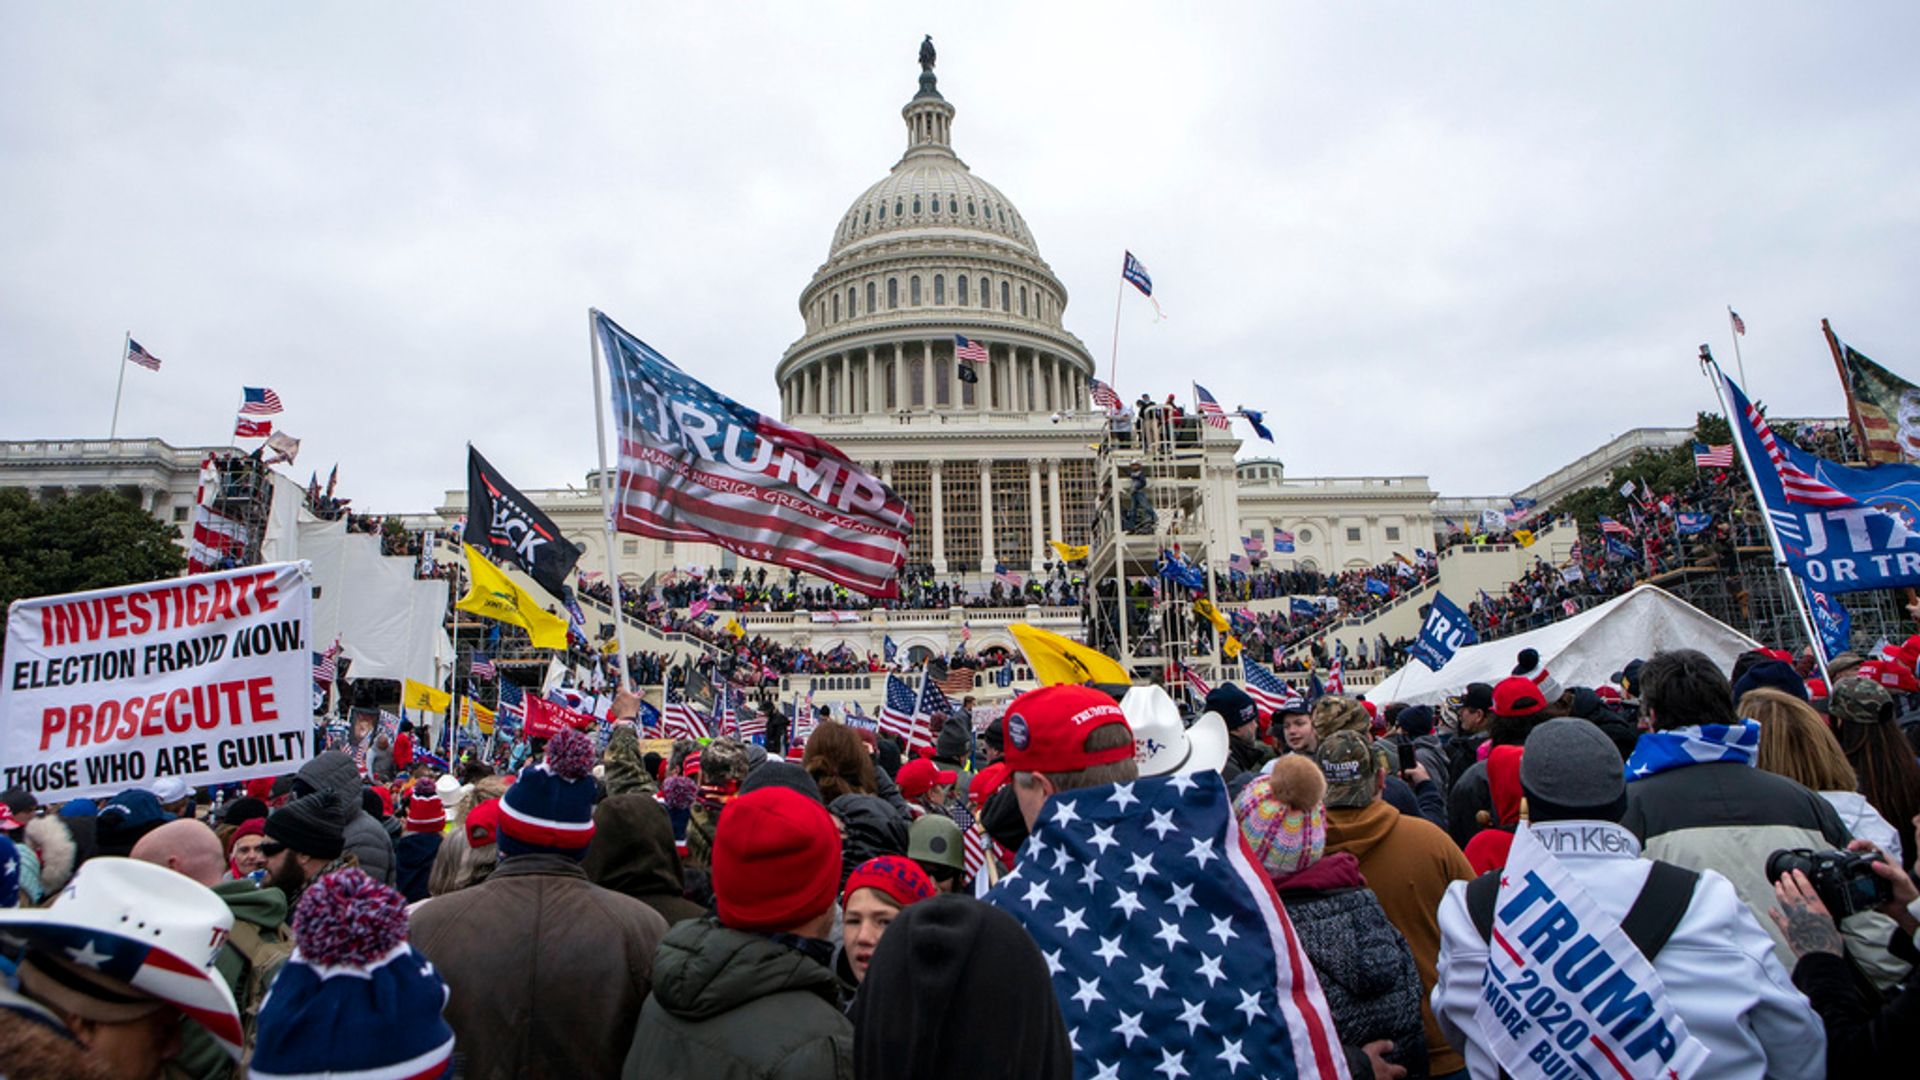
top-left (623, 917), bottom-right (852, 1080)
top-left (166, 878), bottom-right (290, 1080)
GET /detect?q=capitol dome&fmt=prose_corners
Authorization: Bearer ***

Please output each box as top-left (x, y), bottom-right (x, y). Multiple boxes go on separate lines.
top-left (776, 43), bottom-right (1095, 425)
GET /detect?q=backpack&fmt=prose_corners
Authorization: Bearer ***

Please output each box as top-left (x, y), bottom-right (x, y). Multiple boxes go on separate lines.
top-left (1464, 861), bottom-right (1698, 1080)
top-left (226, 918), bottom-right (296, 1061)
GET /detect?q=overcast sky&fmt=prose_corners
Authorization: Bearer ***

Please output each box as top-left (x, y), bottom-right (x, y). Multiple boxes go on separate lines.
top-left (4, 3), bottom-right (1917, 514)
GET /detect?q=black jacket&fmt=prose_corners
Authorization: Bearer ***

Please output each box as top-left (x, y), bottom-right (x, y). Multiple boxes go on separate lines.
top-left (1791, 923), bottom-right (1920, 1075)
top-left (828, 794), bottom-right (909, 889)
top-left (584, 793), bottom-right (709, 926)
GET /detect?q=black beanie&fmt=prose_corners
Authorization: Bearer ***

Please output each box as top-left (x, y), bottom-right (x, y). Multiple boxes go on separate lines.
top-left (266, 790), bottom-right (348, 860)
top-left (736, 761), bottom-right (825, 805)
top-left (222, 796), bottom-right (270, 826)
top-left (1205, 684), bottom-right (1260, 730)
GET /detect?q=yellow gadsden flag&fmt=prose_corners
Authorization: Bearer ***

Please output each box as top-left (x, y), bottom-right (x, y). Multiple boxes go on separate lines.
top-left (402, 678), bottom-right (451, 713)
top-left (1514, 529), bottom-right (1537, 548)
top-left (724, 617), bottom-right (747, 640)
top-left (1049, 540), bottom-right (1090, 563)
top-left (457, 544), bottom-right (570, 649)
top-left (1192, 598), bottom-right (1231, 634)
top-left (1010, 623), bottom-right (1131, 687)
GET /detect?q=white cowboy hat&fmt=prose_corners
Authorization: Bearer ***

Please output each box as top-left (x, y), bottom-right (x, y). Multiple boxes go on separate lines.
top-left (1123, 685), bottom-right (1230, 778)
top-left (0, 857), bottom-right (242, 1059)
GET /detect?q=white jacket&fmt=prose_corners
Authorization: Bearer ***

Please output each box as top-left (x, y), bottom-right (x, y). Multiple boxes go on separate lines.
top-left (1432, 820), bottom-right (1825, 1080)
top-left (1821, 789), bottom-right (1904, 869)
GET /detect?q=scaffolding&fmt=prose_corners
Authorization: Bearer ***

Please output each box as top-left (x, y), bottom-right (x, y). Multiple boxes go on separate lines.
top-left (197, 449), bottom-right (276, 569)
top-left (1083, 409), bottom-right (1230, 690)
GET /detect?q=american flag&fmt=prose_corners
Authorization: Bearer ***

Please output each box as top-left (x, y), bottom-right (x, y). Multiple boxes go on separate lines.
top-left (985, 774), bottom-right (1348, 1079)
top-left (234, 416), bottom-right (271, 438)
top-left (311, 642), bottom-right (340, 685)
top-left (738, 694), bottom-right (768, 739)
top-left (912, 676), bottom-right (953, 751)
top-left (994, 564), bottom-right (1025, 590)
top-left (1722, 368), bottom-right (1854, 507)
top-left (716, 683), bottom-right (738, 738)
top-left (1271, 528), bottom-right (1295, 553)
top-left (878, 674), bottom-right (919, 744)
top-left (1242, 656), bottom-right (1304, 718)
top-left (126, 338), bottom-right (162, 371)
top-left (239, 387), bottom-right (283, 415)
top-left (1090, 378), bottom-right (1123, 412)
top-left (595, 312), bottom-right (912, 598)
top-left (469, 652), bottom-right (496, 680)
top-left (1180, 662), bottom-right (1211, 700)
top-left (1326, 657), bottom-right (1345, 695)
top-left (1228, 552), bottom-right (1250, 573)
top-left (498, 682), bottom-right (526, 727)
top-left (960, 819), bottom-right (990, 879)
top-left (935, 666), bottom-right (976, 698)
top-left (1193, 383), bottom-right (1231, 430)
top-left (954, 333), bottom-right (989, 364)
top-left (663, 684), bottom-right (711, 741)
top-left (1692, 442), bottom-right (1734, 469)
top-left (1730, 309), bottom-right (1746, 336)
top-left (1597, 514), bottom-right (1634, 537)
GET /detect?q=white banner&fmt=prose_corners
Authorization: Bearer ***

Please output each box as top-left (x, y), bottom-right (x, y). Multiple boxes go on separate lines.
top-left (1, 562), bottom-right (315, 801)
top-left (1474, 823), bottom-right (1709, 1080)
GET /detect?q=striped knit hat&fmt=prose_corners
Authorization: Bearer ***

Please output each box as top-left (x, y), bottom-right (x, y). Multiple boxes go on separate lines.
top-left (498, 728), bottom-right (597, 859)
top-left (1233, 756), bottom-right (1327, 877)
top-left (404, 778), bottom-right (446, 834)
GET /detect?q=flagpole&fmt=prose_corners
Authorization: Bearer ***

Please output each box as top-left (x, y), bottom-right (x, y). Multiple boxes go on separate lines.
top-left (109, 332), bottom-right (130, 439)
top-left (587, 308), bottom-right (633, 694)
top-left (1726, 306), bottom-right (1750, 392)
top-left (1106, 256), bottom-right (1125, 394)
top-left (1702, 353), bottom-right (1829, 684)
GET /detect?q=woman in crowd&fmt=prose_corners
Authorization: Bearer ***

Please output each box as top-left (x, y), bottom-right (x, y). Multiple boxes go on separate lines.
top-left (227, 817), bottom-right (268, 880)
top-left (804, 722), bottom-right (878, 802)
top-left (1832, 682), bottom-right (1920, 871)
top-left (1749, 687), bottom-right (1904, 867)
top-left (838, 856), bottom-right (935, 987)
top-left (1235, 755), bottom-right (1427, 1078)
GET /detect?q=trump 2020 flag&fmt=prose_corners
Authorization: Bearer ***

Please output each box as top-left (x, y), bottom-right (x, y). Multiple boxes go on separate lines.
top-left (1410, 591), bottom-right (1477, 671)
top-left (986, 773), bottom-right (1347, 1079)
top-left (594, 311), bottom-right (913, 597)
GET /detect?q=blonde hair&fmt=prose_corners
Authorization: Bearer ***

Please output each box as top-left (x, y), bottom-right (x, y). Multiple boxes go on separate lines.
top-left (1747, 688), bottom-right (1857, 791)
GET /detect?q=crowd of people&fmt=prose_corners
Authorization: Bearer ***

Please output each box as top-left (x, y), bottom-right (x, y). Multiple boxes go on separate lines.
top-left (7, 633), bottom-right (1920, 1077)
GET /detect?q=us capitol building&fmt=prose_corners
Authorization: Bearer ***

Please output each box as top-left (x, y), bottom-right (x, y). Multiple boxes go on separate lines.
top-left (6, 44), bottom-right (1688, 612)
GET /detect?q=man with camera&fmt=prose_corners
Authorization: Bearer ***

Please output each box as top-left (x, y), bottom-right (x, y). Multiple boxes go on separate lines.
top-left (1772, 835), bottom-right (1920, 1072)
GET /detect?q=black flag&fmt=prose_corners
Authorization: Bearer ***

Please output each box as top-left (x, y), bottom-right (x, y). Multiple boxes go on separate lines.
top-left (957, 363), bottom-right (978, 384)
top-left (464, 445), bottom-right (582, 600)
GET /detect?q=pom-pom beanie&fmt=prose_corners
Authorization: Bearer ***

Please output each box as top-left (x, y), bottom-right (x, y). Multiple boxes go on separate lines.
top-left (251, 867), bottom-right (454, 1079)
top-left (405, 778), bottom-right (446, 834)
top-left (1233, 756), bottom-right (1327, 877)
top-left (841, 855), bottom-right (937, 909)
top-left (498, 728), bottom-right (597, 859)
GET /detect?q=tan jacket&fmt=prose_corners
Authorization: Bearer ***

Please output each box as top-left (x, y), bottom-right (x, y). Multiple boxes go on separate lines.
top-left (410, 853), bottom-right (669, 1079)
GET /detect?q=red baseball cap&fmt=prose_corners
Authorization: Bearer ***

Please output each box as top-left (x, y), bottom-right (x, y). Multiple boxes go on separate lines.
top-left (1002, 685), bottom-right (1133, 774)
top-left (895, 758), bottom-right (957, 801)
top-left (1492, 675), bottom-right (1547, 718)
top-left (1857, 660), bottom-right (1920, 695)
top-left (968, 762), bottom-right (1011, 805)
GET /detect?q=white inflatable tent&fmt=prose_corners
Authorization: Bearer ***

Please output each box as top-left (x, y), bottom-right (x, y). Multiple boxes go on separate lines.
top-left (1365, 584), bottom-right (1761, 707)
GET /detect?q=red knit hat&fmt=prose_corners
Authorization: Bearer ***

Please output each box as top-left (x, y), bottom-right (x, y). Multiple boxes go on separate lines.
top-left (404, 780), bottom-right (446, 834)
top-left (841, 855), bottom-right (936, 909)
top-left (711, 787), bottom-right (842, 932)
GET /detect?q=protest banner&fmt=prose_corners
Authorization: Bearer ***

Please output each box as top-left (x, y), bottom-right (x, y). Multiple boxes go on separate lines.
top-left (525, 694), bottom-right (598, 740)
top-left (1, 562), bottom-right (314, 801)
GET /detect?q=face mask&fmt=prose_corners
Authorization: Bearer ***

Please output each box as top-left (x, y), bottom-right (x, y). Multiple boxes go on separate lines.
top-left (979, 785), bottom-right (1029, 851)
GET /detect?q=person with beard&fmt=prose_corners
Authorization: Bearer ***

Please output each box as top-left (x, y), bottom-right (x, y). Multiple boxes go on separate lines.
top-left (261, 791), bottom-right (351, 905)
top-left (850, 894), bottom-right (1073, 1080)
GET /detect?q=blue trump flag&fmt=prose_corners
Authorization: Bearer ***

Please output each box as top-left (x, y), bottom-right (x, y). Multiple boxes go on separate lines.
top-left (1605, 536), bottom-right (1641, 562)
top-left (1289, 597), bottom-right (1320, 620)
top-left (1675, 512), bottom-right (1713, 536)
top-left (1720, 363), bottom-right (1920, 592)
top-left (1363, 576), bottom-right (1390, 597)
top-left (1410, 592), bottom-right (1478, 671)
top-left (985, 774), bottom-right (1348, 1078)
top-left (1803, 581), bottom-right (1851, 664)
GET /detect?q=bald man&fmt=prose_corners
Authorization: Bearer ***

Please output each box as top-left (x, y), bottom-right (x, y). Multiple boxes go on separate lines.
top-left (133, 820), bottom-right (292, 1072)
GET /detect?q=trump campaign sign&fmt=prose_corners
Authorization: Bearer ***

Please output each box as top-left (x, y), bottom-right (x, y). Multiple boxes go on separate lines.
top-left (1, 562), bottom-right (314, 801)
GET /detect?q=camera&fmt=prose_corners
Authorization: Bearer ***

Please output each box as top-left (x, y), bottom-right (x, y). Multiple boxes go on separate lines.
top-left (1766, 848), bottom-right (1893, 919)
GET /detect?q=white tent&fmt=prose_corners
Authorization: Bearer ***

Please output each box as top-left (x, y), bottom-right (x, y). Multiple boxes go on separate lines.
top-left (1364, 585), bottom-right (1761, 707)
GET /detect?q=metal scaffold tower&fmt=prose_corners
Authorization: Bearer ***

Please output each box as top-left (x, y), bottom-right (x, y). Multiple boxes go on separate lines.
top-left (1083, 408), bottom-right (1233, 687)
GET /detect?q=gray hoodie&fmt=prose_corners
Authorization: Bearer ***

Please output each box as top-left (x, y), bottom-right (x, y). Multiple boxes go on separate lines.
top-left (295, 751), bottom-right (396, 885)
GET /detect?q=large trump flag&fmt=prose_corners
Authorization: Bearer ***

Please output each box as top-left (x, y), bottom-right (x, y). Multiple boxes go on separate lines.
top-left (593, 311), bottom-right (913, 598)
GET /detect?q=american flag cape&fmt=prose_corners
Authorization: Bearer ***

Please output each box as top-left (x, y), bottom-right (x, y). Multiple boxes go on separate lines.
top-left (985, 774), bottom-right (1347, 1079)
top-left (594, 311), bottom-right (913, 597)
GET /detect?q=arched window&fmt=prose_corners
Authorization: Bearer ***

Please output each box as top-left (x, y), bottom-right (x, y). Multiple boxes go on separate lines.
top-left (912, 196), bottom-right (921, 214)
top-left (1019, 286), bottom-right (1028, 316)
top-left (910, 276), bottom-right (922, 306)
top-left (895, 199), bottom-right (904, 217)
top-left (878, 202), bottom-right (886, 221)
top-left (1001, 281), bottom-right (1010, 311)
top-left (967, 200), bottom-right (976, 217)
top-left (867, 281), bottom-right (877, 312)
top-left (934, 274), bottom-right (945, 304)
top-left (931, 196), bottom-right (940, 215)
top-left (956, 274), bottom-right (968, 306)
top-left (863, 207), bottom-right (870, 226)
top-left (979, 277), bottom-right (991, 306)
top-left (832, 292), bottom-right (840, 321)
top-left (949, 196), bottom-right (958, 214)
top-left (848, 286), bottom-right (857, 316)
top-left (887, 278), bottom-right (899, 309)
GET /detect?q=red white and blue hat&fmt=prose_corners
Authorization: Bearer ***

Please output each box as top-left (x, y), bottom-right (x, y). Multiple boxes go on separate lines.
top-left (0, 856), bottom-right (243, 1059)
top-left (498, 727), bottom-right (599, 858)
top-left (251, 867), bottom-right (454, 1079)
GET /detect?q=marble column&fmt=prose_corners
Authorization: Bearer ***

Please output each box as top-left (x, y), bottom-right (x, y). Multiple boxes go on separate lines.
top-left (840, 353), bottom-right (851, 413)
top-left (866, 348), bottom-right (880, 415)
top-left (1047, 458), bottom-right (1064, 547)
top-left (1027, 459), bottom-right (1044, 572)
top-left (978, 459), bottom-right (996, 572)
top-left (930, 461), bottom-right (947, 573)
